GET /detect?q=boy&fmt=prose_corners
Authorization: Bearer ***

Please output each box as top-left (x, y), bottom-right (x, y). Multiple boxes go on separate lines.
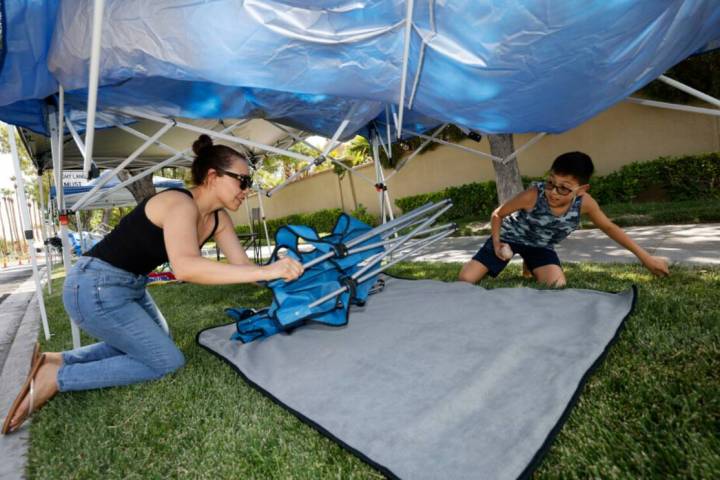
top-left (458, 151), bottom-right (670, 287)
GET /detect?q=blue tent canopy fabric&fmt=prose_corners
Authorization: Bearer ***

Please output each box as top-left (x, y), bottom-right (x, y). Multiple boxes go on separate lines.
top-left (1, 1), bottom-right (719, 138)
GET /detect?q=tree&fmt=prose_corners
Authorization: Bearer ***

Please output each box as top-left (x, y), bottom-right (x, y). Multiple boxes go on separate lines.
top-left (117, 170), bottom-right (156, 203)
top-left (488, 134), bottom-right (523, 203)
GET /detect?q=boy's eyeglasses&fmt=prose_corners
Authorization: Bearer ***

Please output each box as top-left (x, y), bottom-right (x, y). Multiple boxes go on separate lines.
top-left (217, 168), bottom-right (253, 190)
top-left (544, 178), bottom-right (580, 196)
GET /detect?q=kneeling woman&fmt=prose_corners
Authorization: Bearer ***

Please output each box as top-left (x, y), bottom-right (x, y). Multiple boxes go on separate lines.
top-left (3, 134), bottom-right (303, 433)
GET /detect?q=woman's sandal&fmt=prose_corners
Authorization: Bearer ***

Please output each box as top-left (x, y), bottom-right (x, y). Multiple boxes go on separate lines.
top-left (1, 353), bottom-right (47, 434)
top-left (30, 342), bottom-right (42, 370)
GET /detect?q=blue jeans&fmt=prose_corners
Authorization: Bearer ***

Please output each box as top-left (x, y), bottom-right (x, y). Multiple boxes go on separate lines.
top-left (57, 257), bottom-right (185, 392)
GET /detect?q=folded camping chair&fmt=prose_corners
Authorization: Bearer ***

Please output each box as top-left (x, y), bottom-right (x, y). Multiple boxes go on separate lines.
top-left (227, 213), bottom-right (384, 343)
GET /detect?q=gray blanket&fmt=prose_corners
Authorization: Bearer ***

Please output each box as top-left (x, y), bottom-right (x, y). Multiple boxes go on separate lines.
top-left (197, 277), bottom-right (636, 479)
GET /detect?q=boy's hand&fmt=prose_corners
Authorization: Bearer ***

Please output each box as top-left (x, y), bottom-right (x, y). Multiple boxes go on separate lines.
top-left (494, 242), bottom-right (513, 261)
top-left (643, 255), bottom-right (670, 277)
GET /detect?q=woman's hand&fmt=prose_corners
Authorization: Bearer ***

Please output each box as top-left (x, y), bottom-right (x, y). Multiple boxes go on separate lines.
top-left (643, 255), bottom-right (670, 277)
top-left (264, 257), bottom-right (304, 282)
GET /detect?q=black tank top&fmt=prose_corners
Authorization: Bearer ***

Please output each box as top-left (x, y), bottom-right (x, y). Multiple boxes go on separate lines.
top-left (85, 188), bottom-right (219, 276)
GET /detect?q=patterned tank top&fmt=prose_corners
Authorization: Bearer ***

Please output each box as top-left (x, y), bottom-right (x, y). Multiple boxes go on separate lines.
top-left (500, 181), bottom-right (583, 249)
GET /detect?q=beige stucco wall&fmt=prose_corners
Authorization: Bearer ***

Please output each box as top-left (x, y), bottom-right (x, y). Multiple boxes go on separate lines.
top-left (231, 101), bottom-right (720, 224)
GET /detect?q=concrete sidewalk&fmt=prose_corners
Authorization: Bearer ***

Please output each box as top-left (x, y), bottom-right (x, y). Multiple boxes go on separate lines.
top-left (406, 223), bottom-right (720, 266)
top-left (0, 223), bottom-right (718, 478)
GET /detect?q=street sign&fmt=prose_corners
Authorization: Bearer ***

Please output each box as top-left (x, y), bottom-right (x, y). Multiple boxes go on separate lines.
top-left (62, 170), bottom-right (90, 187)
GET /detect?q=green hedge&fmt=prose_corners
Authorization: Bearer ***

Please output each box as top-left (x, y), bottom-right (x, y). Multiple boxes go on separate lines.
top-left (395, 152), bottom-right (720, 218)
top-left (235, 204), bottom-right (378, 239)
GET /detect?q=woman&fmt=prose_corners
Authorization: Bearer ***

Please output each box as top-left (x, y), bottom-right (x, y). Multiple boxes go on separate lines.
top-left (2, 134), bottom-right (303, 433)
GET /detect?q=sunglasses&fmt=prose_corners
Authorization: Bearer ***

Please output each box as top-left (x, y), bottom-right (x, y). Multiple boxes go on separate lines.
top-left (544, 178), bottom-right (580, 196)
top-left (217, 168), bottom-right (253, 190)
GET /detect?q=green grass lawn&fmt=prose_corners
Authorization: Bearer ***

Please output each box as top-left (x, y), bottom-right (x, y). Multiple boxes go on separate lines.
top-left (28, 262), bottom-right (719, 479)
top-left (454, 199), bottom-right (720, 236)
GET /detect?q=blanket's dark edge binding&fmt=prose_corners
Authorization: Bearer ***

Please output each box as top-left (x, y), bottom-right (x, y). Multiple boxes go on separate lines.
top-left (196, 275), bottom-right (638, 480)
top-left (194, 325), bottom-right (401, 480)
top-left (518, 284), bottom-right (638, 479)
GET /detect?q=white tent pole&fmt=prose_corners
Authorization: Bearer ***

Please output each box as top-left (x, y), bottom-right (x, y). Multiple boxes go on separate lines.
top-left (266, 160), bottom-right (317, 197)
top-left (625, 97), bottom-right (720, 117)
top-left (308, 205), bottom-right (453, 308)
top-left (96, 112), bottom-right (193, 160)
top-left (255, 191), bottom-right (272, 252)
top-left (37, 173), bottom-right (52, 294)
top-left (385, 106), bottom-right (393, 158)
top-left (379, 167), bottom-right (395, 222)
top-left (405, 130), bottom-right (503, 162)
top-left (266, 102), bottom-right (361, 197)
top-left (113, 108), bottom-right (316, 162)
top-left (375, 123), bottom-right (392, 159)
top-left (269, 122), bottom-right (377, 186)
top-left (389, 104), bottom-right (400, 136)
top-left (385, 123), bottom-right (447, 182)
top-left (321, 103), bottom-right (359, 157)
top-left (49, 107), bottom-right (82, 348)
top-left (659, 75), bottom-right (720, 108)
top-left (64, 113), bottom-right (87, 162)
top-left (502, 132), bottom-right (546, 165)
top-left (371, 134), bottom-right (387, 223)
top-left (93, 119), bottom-right (248, 204)
top-left (8, 126), bottom-right (51, 341)
top-left (409, 1), bottom-right (436, 108)
top-left (70, 121), bottom-right (174, 211)
top-left (82, 0), bottom-right (106, 179)
top-left (396, 0), bottom-right (416, 138)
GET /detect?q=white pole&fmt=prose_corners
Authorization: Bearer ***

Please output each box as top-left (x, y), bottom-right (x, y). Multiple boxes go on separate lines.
top-left (37, 174), bottom-right (53, 294)
top-left (71, 121), bottom-right (174, 211)
top-left (659, 75), bottom-right (720, 109)
top-left (92, 119), bottom-right (248, 204)
top-left (255, 191), bottom-right (272, 254)
top-left (269, 121), bottom-right (377, 186)
top-left (371, 134), bottom-right (386, 223)
top-left (625, 97), bottom-right (720, 117)
top-left (502, 132), bottom-right (546, 165)
top-left (49, 106), bottom-right (82, 348)
top-left (113, 107), bottom-right (315, 162)
top-left (385, 106), bottom-right (393, 158)
top-left (64, 114), bottom-right (86, 162)
top-left (82, 0), bottom-right (106, 178)
top-left (404, 130), bottom-right (503, 162)
top-left (396, 0), bottom-right (416, 138)
top-left (385, 123), bottom-right (448, 182)
top-left (8, 126), bottom-right (51, 341)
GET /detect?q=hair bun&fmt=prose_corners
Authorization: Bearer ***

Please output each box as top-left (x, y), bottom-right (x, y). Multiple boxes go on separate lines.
top-left (192, 134), bottom-right (214, 155)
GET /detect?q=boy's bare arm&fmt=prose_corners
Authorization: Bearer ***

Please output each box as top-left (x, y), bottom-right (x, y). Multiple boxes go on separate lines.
top-left (491, 188), bottom-right (537, 253)
top-left (582, 194), bottom-right (669, 276)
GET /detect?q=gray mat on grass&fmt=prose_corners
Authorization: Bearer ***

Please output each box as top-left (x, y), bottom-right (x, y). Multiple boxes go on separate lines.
top-left (198, 277), bottom-right (636, 479)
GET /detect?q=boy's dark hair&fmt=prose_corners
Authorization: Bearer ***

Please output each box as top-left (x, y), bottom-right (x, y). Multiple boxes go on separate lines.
top-left (550, 151), bottom-right (594, 184)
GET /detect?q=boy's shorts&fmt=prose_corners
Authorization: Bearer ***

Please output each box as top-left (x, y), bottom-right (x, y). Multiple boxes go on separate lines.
top-left (471, 237), bottom-right (561, 278)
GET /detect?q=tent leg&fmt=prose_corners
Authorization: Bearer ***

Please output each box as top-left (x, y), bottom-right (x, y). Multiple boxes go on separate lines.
top-left (8, 127), bottom-right (51, 341)
top-left (49, 105), bottom-right (82, 349)
top-left (37, 173), bottom-right (53, 294)
top-left (256, 191), bottom-right (272, 256)
top-left (371, 134), bottom-right (387, 223)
